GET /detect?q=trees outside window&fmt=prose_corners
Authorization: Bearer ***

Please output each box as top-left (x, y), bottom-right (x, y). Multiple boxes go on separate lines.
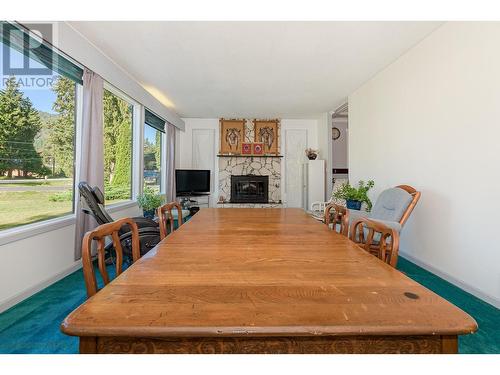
top-left (143, 123), bottom-right (162, 192)
top-left (0, 72), bottom-right (77, 230)
top-left (103, 89), bottom-right (133, 204)
top-left (0, 77), bottom-right (45, 178)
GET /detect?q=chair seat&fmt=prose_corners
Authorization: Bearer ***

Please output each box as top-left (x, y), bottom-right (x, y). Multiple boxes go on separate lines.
top-left (362, 219), bottom-right (402, 243)
top-left (170, 209), bottom-right (190, 219)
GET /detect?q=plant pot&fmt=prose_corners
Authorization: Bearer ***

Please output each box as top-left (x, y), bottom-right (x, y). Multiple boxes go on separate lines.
top-left (346, 199), bottom-right (362, 210)
top-left (143, 209), bottom-right (156, 219)
top-left (307, 155), bottom-right (317, 160)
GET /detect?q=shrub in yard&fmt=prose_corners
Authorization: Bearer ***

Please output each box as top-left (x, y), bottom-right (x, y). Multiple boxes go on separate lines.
top-left (104, 184), bottom-right (130, 201)
top-left (49, 190), bottom-right (73, 202)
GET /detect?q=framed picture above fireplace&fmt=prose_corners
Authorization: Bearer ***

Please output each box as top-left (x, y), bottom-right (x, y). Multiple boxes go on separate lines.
top-left (253, 142), bottom-right (264, 155)
top-left (254, 119), bottom-right (280, 155)
top-left (220, 119), bottom-right (245, 154)
top-left (242, 143), bottom-right (252, 154)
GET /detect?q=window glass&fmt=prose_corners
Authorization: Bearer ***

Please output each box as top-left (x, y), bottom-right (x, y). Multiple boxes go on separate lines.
top-left (143, 123), bottom-right (162, 192)
top-left (0, 42), bottom-right (77, 230)
top-left (103, 89), bottom-right (133, 204)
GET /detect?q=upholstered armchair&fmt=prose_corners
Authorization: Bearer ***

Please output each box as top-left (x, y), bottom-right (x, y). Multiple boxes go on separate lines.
top-left (325, 185), bottom-right (420, 250)
top-left (327, 185), bottom-right (420, 267)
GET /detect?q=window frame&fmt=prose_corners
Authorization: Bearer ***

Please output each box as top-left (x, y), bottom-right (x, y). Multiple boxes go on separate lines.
top-left (160, 131), bottom-right (167, 195)
top-left (0, 23), bottom-right (173, 244)
top-left (102, 82), bottom-right (141, 207)
top-left (0, 81), bottom-right (83, 244)
top-left (142, 117), bottom-right (165, 195)
top-left (0, 82), bottom-right (142, 243)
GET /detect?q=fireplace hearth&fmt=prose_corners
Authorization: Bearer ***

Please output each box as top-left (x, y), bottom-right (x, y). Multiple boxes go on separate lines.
top-left (231, 175), bottom-right (269, 203)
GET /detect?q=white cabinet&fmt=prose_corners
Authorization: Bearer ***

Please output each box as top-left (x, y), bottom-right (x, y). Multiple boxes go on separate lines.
top-left (302, 160), bottom-right (326, 210)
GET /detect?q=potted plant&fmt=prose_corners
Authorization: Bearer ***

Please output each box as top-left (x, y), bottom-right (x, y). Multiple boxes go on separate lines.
top-left (137, 187), bottom-right (164, 219)
top-left (333, 180), bottom-right (375, 211)
top-left (305, 148), bottom-right (319, 160)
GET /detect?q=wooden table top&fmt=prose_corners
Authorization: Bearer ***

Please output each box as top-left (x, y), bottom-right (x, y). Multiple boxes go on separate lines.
top-left (61, 208), bottom-right (477, 338)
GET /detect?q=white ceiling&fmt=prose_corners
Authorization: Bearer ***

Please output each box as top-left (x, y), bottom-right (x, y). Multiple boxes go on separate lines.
top-left (68, 21), bottom-right (442, 119)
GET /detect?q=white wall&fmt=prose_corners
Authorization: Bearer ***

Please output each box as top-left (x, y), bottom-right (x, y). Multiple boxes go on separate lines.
top-left (349, 22), bottom-right (500, 308)
top-left (177, 119), bottom-right (220, 206)
top-left (316, 113), bottom-right (332, 199)
top-left (0, 204), bottom-right (142, 313)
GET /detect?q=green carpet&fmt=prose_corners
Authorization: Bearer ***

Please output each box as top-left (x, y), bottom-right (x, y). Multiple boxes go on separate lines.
top-left (0, 256), bottom-right (498, 354)
top-left (397, 258), bottom-right (500, 354)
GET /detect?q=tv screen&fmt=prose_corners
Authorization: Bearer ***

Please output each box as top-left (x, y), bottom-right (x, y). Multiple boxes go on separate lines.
top-left (175, 169), bottom-right (211, 195)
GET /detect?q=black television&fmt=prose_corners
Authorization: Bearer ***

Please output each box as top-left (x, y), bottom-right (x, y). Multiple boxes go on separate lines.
top-left (175, 169), bottom-right (211, 196)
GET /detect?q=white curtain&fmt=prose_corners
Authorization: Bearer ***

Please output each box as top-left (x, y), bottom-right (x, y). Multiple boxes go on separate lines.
top-left (74, 69), bottom-right (104, 260)
top-left (165, 122), bottom-right (176, 202)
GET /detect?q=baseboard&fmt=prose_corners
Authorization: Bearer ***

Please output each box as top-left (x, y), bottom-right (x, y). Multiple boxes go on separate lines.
top-left (400, 251), bottom-right (500, 309)
top-left (0, 261), bottom-right (82, 314)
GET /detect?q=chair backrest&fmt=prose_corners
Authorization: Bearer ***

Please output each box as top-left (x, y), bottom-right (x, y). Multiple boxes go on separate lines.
top-left (78, 181), bottom-right (114, 225)
top-left (395, 185), bottom-right (421, 226)
top-left (157, 202), bottom-right (183, 239)
top-left (324, 203), bottom-right (348, 236)
top-left (371, 185), bottom-right (420, 225)
top-left (349, 218), bottom-right (400, 267)
top-left (82, 218), bottom-right (140, 298)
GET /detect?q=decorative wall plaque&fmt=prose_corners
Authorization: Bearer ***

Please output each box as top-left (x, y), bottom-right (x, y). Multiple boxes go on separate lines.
top-left (254, 119), bottom-right (280, 154)
top-left (253, 143), bottom-right (264, 155)
top-left (220, 119), bottom-right (245, 154)
top-left (242, 143), bottom-right (252, 155)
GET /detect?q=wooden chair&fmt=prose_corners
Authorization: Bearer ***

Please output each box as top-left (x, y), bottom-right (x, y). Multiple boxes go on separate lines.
top-left (349, 218), bottom-right (400, 267)
top-left (395, 185), bottom-right (421, 226)
top-left (157, 202), bottom-right (183, 239)
top-left (330, 184), bottom-right (421, 235)
top-left (324, 203), bottom-right (348, 236)
top-left (81, 218), bottom-right (140, 298)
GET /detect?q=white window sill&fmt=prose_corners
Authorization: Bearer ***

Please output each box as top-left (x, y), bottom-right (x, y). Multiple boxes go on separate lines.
top-left (0, 214), bottom-right (76, 247)
top-left (106, 200), bottom-right (138, 214)
top-left (0, 201), bottom-right (139, 247)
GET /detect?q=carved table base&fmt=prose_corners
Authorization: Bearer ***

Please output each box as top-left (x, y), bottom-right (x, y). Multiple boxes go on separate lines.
top-left (80, 335), bottom-right (457, 354)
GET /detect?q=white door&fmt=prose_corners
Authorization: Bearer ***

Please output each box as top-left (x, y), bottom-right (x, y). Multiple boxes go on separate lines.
top-left (284, 129), bottom-right (307, 208)
top-left (192, 128), bottom-right (215, 193)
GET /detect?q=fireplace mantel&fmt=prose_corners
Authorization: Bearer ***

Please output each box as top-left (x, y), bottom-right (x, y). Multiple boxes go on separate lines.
top-left (217, 154), bottom-right (283, 158)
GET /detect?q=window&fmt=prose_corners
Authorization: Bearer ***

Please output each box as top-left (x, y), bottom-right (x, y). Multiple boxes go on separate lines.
top-left (0, 23), bottom-right (81, 231)
top-left (103, 88), bottom-right (134, 204)
top-left (143, 109), bottom-right (165, 192)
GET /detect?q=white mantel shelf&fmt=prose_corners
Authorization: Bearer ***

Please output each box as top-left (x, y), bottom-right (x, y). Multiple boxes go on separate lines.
top-left (217, 154), bottom-right (283, 158)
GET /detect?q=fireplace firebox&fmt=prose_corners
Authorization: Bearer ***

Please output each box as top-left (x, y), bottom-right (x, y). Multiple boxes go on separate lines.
top-left (231, 175), bottom-right (269, 203)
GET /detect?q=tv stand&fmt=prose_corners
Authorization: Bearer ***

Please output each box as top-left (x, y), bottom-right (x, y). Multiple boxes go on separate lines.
top-left (177, 192), bottom-right (210, 197)
top-left (177, 193), bottom-right (210, 211)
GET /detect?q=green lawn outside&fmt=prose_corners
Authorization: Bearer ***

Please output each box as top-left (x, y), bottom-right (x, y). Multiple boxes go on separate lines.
top-left (0, 179), bottom-right (131, 230)
top-left (0, 190), bottom-right (73, 230)
top-left (0, 179), bottom-right (73, 188)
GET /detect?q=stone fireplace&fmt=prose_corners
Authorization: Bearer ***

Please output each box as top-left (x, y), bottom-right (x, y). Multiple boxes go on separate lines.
top-left (218, 156), bottom-right (281, 206)
top-left (231, 175), bottom-right (269, 203)
top-left (217, 119), bottom-right (282, 208)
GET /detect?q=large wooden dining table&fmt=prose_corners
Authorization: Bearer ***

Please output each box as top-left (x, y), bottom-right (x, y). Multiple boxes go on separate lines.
top-left (61, 208), bottom-right (477, 354)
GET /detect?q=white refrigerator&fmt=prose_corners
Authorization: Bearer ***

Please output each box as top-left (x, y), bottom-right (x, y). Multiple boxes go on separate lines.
top-left (302, 159), bottom-right (326, 210)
